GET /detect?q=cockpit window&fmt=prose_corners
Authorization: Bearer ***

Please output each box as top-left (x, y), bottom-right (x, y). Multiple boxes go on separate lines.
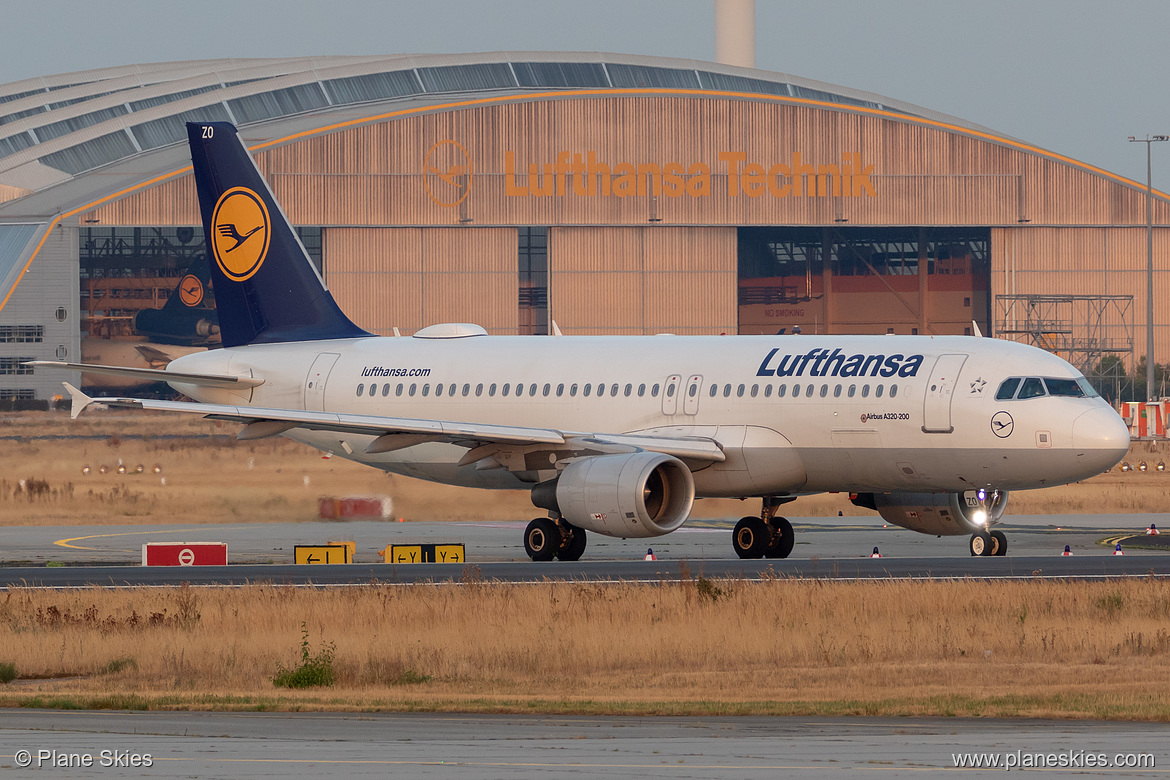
top-left (995, 378), bottom-right (1021, 400)
top-left (1044, 378), bottom-right (1085, 397)
top-left (997, 375), bottom-right (1100, 400)
top-left (1017, 377), bottom-right (1047, 399)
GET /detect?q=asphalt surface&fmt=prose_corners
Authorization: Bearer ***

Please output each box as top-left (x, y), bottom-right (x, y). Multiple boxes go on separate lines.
top-left (2, 512), bottom-right (1168, 587)
top-left (2, 710), bottom-right (1162, 778)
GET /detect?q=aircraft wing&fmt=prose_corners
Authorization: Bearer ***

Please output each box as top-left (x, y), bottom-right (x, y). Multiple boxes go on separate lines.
top-left (62, 383), bottom-right (726, 463)
top-left (31, 361), bottom-right (263, 389)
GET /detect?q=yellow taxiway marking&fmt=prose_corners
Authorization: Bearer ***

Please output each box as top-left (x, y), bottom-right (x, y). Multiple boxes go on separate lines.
top-left (55, 527), bottom-right (245, 551)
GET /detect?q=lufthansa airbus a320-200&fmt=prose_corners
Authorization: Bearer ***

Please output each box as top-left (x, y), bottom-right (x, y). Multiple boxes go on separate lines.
top-left (37, 122), bottom-right (1131, 561)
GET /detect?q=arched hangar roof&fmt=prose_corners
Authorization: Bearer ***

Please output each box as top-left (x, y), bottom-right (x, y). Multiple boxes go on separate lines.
top-left (0, 51), bottom-right (1023, 212)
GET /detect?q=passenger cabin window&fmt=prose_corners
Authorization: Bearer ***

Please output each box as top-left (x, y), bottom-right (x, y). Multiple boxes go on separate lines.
top-left (890, 384), bottom-right (898, 398)
top-left (356, 383), bottom-right (364, 396)
top-left (651, 384), bottom-right (660, 397)
top-left (777, 384), bottom-right (787, 398)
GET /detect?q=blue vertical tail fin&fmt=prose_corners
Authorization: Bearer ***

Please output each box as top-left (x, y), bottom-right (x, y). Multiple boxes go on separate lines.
top-left (186, 121), bottom-right (368, 347)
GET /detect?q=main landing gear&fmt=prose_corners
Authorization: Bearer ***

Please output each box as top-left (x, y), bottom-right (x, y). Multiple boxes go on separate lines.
top-left (732, 497), bottom-right (795, 559)
top-left (969, 529), bottom-right (1008, 557)
top-left (523, 517), bottom-right (587, 562)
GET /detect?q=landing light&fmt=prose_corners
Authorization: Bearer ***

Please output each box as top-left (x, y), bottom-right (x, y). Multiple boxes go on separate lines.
top-left (972, 509), bottom-right (988, 526)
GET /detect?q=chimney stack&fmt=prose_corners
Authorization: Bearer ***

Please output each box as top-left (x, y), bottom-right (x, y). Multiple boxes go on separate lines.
top-left (715, 0), bottom-right (756, 69)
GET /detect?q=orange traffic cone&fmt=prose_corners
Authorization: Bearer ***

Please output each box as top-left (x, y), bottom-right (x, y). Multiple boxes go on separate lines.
top-left (1113, 543), bottom-right (1124, 556)
top-left (1147, 523), bottom-right (1159, 536)
top-left (1062, 545), bottom-right (1073, 556)
top-left (644, 548), bottom-right (657, 561)
top-left (870, 546), bottom-right (881, 558)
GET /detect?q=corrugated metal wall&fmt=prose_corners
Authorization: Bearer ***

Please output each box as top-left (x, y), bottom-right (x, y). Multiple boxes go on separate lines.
top-left (73, 93), bottom-right (1170, 360)
top-left (84, 96), bottom-right (1170, 228)
top-left (550, 226), bottom-right (736, 335)
top-left (325, 227), bottom-right (517, 335)
top-left (993, 226), bottom-right (1170, 360)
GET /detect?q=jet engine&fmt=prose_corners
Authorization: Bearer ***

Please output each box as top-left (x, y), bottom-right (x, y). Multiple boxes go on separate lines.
top-left (532, 452), bottom-right (695, 538)
top-left (850, 490), bottom-right (1008, 536)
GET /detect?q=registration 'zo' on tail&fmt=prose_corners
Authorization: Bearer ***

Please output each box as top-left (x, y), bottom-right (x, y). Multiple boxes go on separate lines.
top-left (44, 121), bottom-right (1130, 562)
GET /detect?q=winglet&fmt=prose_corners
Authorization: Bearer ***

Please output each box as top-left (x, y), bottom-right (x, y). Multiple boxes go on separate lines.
top-left (62, 382), bottom-right (93, 420)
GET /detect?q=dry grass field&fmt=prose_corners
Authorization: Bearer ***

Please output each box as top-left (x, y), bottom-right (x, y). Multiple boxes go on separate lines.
top-left (0, 409), bottom-right (1165, 523)
top-left (0, 409), bottom-right (1165, 526)
top-left (2, 578), bottom-right (1170, 718)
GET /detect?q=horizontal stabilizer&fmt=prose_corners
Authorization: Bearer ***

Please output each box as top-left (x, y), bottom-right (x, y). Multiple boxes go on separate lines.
top-left (30, 361), bottom-right (264, 389)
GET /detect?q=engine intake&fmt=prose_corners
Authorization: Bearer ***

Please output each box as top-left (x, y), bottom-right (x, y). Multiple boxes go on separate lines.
top-left (532, 452), bottom-right (695, 538)
top-left (851, 490), bottom-right (1009, 536)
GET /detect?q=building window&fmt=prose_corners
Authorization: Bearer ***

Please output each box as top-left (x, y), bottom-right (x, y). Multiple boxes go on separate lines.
top-left (0, 325), bottom-right (42, 343)
top-left (519, 226), bottom-right (548, 335)
top-left (0, 357), bottom-right (33, 375)
top-left (0, 389), bottom-right (34, 400)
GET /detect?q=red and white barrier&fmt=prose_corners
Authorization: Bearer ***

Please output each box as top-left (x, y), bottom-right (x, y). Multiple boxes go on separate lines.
top-left (1122, 402), bottom-right (1164, 438)
top-left (142, 542), bottom-right (228, 566)
top-left (318, 495), bottom-right (393, 520)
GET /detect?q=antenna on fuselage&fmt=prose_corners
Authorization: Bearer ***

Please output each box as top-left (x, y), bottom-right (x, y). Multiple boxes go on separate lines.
top-left (971, 320), bottom-right (983, 338)
top-left (551, 320), bottom-right (563, 337)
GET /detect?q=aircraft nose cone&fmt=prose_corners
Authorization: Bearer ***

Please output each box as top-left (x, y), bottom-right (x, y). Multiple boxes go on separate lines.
top-left (1072, 405), bottom-right (1131, 469)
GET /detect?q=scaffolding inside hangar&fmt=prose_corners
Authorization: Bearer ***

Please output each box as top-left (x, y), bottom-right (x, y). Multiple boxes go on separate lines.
top-left (994, 294), bottom-right (1135, 400)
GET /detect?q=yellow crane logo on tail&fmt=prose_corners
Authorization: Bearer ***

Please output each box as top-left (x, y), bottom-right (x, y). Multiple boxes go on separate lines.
top-left (210, 187), bottom-right (270, 282)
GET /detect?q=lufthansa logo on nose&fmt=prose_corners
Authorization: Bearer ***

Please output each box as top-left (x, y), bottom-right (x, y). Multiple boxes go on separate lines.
top-left (211, 187), bottom-right (270, 282)
top-left (423, 140), bottom-right (473, 208)
top-left (991, 411), bottom-right (1014, 438)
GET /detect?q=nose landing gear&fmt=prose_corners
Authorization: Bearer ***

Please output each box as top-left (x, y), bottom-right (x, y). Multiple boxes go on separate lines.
top-left (969, 529), bottom-right (1008, 557)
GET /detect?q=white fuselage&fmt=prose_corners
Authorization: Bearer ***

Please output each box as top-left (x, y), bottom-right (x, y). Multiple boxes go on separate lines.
top-left (166, 332), bottom-right (1130, 499)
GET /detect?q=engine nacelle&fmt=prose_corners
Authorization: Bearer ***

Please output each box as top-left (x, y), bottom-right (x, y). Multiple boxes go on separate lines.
top-left (851, 490), bottom-right (1009, 536)
top-left (535, 452), bottom-right (695, 538)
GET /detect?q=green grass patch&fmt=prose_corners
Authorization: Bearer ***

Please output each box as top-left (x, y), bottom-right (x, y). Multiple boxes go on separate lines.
top-left (0, 663), bottom-right (15, 684)
top-left (272, 623), bottom-right (336, 689)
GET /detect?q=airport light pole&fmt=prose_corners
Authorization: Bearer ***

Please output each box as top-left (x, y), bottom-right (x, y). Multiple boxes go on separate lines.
top-left (1129, 134), bottom-right (1168, 399)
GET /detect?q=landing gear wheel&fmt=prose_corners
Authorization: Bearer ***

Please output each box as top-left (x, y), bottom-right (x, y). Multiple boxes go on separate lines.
top-left (556, 525), bottom-right (587, 561)
top-left (990, 530), bottom-right (1007, 557)
top-left (764, 516), bottom-right (795, 559)
top-left (969, 531), bottom-right (993, 557)
top-left (524, 517), bottom-right (560, 561)
top-left (733, 516), bottom-right (770, 559)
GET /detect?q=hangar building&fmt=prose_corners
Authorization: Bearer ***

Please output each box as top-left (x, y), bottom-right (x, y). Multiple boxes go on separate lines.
top-left (0, 53), bottom-right (1162, 400)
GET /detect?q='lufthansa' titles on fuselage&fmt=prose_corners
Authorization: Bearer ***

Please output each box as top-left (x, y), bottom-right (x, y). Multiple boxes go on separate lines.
top-left (756, 348), bottom-right (924, 378)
